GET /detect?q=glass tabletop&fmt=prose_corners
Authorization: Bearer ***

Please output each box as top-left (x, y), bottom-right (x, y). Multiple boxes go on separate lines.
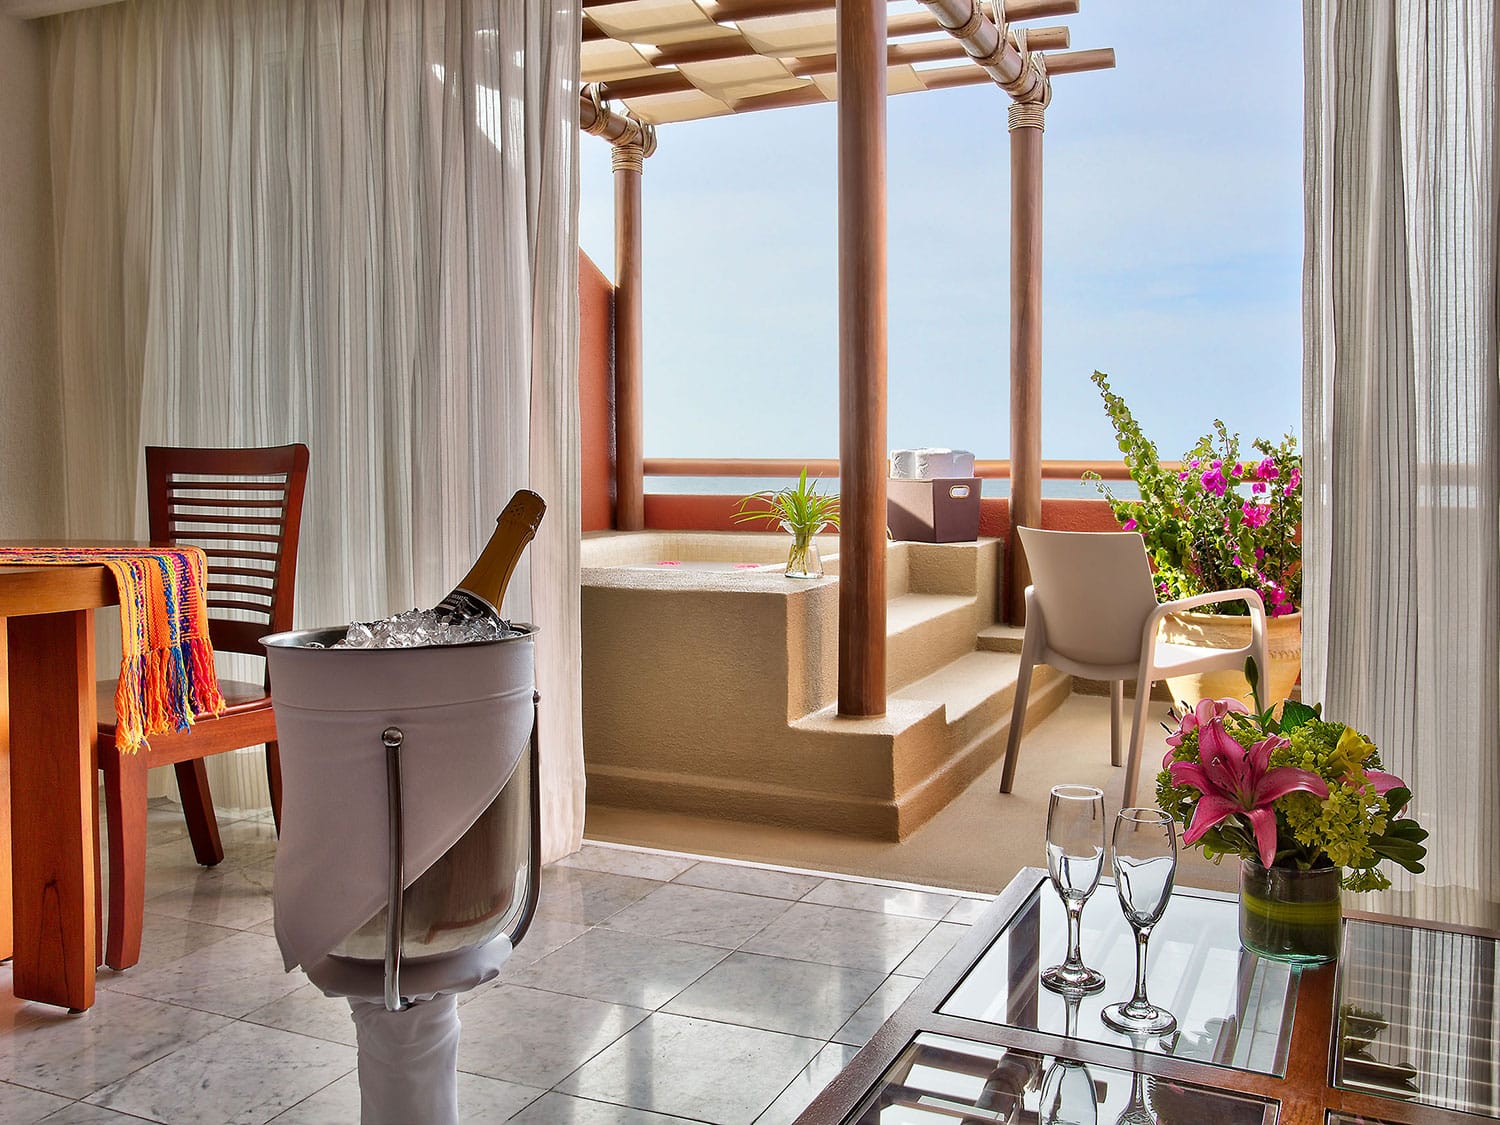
top-left (844, 1032), bottom-right (1275, 1124)
top-left (941, 882), bottom-right (1300, 1076)
top-left (1334, 918), bottom-right (1500, 1117)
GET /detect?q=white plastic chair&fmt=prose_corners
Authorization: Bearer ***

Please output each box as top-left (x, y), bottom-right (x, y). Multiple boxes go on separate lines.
top-left (1000, 527), bottom-right (1269, 806)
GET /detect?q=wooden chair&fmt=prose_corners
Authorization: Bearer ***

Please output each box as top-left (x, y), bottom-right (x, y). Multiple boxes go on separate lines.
top-left (97, 443), bottom-right (309, 970)
top-left (1000, 527), bottom-right (1268, 806)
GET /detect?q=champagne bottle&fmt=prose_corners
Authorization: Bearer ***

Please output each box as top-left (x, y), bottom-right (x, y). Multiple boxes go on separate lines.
top-left (434, 489), bottom-right (546, 625)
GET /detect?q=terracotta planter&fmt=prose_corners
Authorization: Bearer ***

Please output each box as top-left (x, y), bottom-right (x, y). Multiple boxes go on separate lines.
top-left (1160, 609), bottom-right (1301, 710)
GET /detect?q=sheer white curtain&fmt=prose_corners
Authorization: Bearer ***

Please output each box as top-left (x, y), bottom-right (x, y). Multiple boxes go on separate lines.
top-left (49, 0), bottom-right (586, 861)
top-left (1302, 0), bottom-right (1499, 925)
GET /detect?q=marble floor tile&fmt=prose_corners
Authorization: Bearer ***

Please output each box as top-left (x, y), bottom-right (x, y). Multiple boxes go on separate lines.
top-left (101, 931), bottom-right (302, 1019)
top-left (0, 993), bottom-right (230, 1100)
top-left (243, 984), bottom-right (357, 1047)
top-left (457, 985), bottom-right (649, 1089)
top-left (741, 902), bottom-right (936, 974)
top-left (754, 1040), bottom-right (860, 1125)
top-left (507, 1091), bottom-right (701, 1124)
top-left (533, 867), bottom-right (665, 926)
top-left (84, 1020), bottom-right (353, 1125)
top-left (97, 913), bottom-right (239, 976)
top-left (830, 974), bottom-right (921, 1047)
top-left (0, 1079), bottom-right (71, 1124)
top-left (35, 1103), bottom-right (155, 1124)
top-left (558, 845), bottom-right (698, 882)
top-left (140, 863), bottom-right (276, 932)
top-left (799, 878), bottom-right (959, 920)
top-left (893, 921), bottom-right (969, 978)
top-left (671, 862), bottom-right (823, 902)
top-left (943, 896), bottom-right (995, 925)
top-left (601, 884), bottom-right (792, 949)
top-left (509, 928), bottom-right (726, 1010)
top-left (267, 1069), bottom-right (544, 1123)
top-left (662, 952), bottom-right (883, 1040)
top-left (558, 1013), bottom-right (821, 1125)
top-left (458, 916), bottom-right (593, 1007)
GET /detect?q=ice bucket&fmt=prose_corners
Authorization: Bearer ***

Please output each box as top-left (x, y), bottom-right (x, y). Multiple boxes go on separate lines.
top-left (261, 625), bottom-right (537, 976)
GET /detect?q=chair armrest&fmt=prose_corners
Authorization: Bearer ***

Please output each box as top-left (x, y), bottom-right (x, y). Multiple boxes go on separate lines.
top-left (1152, 588), bottom-right (1267, 623)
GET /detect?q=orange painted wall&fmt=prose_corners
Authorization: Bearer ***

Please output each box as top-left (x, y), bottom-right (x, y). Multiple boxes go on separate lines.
top-left (579, 251), bottom-right (615, 532)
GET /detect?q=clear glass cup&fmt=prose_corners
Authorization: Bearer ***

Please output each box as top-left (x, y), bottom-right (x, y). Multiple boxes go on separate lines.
top-left (1041, 784), bottom-right (1107, 994)
top-left (1101, 807), bottom-right (1179, 1035)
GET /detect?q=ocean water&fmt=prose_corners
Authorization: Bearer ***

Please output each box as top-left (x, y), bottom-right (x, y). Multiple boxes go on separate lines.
top-left (646, 476), bottom-right (1139, 501)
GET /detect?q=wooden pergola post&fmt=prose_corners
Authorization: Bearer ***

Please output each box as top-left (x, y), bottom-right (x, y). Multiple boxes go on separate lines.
top-left (837, 0), bottom-right (889, 718)
top-left (1006, 100), bottom-right (1045, 624)
top-left (612, 139), bottom-right (648, 530)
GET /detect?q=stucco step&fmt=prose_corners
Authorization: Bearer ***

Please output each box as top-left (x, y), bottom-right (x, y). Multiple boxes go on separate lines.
top-left (886, 592), bottom-right (982, 687)
top-left (976, 624), bottom-right (1027, 653)
top-left (892, 650), bottom-right (1068, 749)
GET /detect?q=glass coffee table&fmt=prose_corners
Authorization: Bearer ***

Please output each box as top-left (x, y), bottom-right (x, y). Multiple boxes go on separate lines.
top-left (797, 868), bottom-right (1498, 1125)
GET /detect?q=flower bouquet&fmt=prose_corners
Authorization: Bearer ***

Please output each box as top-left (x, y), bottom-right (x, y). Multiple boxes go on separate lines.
top-left (1155, 668), bottom-right (1428, 962)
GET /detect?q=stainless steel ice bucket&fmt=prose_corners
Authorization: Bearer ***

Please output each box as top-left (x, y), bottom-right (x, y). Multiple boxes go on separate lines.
top-left (262, 625), bottom-right (536, 968)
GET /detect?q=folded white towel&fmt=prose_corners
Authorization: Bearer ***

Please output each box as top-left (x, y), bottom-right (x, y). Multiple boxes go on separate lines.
top-left (889, 448), bottom-right (975, 480)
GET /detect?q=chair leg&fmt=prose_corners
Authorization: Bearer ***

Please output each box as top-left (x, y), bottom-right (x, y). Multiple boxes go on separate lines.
top-left (175, 760), bottom-right (225, 867)
top-left (92, 744), bottom-right (103, 965)
top-left (1122, 677), bottom-right (1156, 808)
top-left (265, 740), bottom-right (283, 835)
top-left (999, 652), bottom-right (1036, 795)
top-left (101, 748), bottom-right (148, 971)
top-left (1109, 681), bottom-right (1124, 767)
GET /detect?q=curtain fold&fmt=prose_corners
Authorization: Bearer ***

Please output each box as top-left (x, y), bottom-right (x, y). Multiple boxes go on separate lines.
top-left (1302, 0), bottom-right (1499, 925)
top-left (49, 0), bottom-right (586, 861)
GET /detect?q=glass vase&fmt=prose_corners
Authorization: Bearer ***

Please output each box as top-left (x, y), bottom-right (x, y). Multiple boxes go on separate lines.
top-left (1238, 859), bottom-right (1342, 964)
top-left (782, 522), bottom-right (823, 579)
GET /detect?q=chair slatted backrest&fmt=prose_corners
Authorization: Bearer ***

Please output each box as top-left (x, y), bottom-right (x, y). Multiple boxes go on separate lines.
top-left (145, 445), bottom-right (311, 660)
top-left (1017, 527), bottom-right (1160, 668)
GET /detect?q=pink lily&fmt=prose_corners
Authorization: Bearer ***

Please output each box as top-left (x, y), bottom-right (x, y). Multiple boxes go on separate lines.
top-left (1168, 719), bottom-right (1328, 867)
top-left (1164, 696), bottom-right (1249, 750)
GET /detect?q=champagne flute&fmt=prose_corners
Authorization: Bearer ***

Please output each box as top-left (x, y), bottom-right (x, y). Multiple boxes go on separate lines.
top-left (1101, 807), bottom-right (1178, 1035)
top-left (1041, 784), bottom-right (1107, 994)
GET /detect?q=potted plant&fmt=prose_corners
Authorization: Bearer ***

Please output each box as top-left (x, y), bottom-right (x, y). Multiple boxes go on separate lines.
top-left (1156, 676), bottom-right (1428, 962)
top-left (1084, 370), bottom-right (1302, 708)
top-left (733, 468), bottom-right (840, 579)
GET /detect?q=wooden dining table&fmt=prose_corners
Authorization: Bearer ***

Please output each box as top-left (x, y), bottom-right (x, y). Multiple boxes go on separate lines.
top-left (1, 555), bottom-right (122, 1012)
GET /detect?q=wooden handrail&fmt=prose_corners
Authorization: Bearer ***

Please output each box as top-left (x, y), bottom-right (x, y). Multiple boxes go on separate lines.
top-left (641, 457), bottom-right (1181, 482)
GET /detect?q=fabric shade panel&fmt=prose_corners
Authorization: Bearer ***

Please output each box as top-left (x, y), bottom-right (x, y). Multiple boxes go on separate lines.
top-left (580, 0), bottom-right (1099, 123)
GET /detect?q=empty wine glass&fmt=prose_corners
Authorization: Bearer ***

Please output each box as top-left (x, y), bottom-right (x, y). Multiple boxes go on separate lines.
top-left (1101, 807), bottom-right (1178, 1035)
top-left (1042, 784), bottom-right (1107, 994)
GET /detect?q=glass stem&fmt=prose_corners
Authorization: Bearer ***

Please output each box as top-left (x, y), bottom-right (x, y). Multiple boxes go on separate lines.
top-left (1065, 902), bottom-right (1085, 969)
top-left (1130, 926), bottom-right (1152, 1011)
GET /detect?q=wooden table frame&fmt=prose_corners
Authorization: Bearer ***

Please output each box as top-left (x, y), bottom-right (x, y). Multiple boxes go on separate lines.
top-left (1, 562), bottom-right (119, 1012)
top-left (798, 867), bottom-right (1491, 1125)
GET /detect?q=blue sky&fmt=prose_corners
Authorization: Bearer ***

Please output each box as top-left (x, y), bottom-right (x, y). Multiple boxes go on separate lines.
top-left (578, 3), bottom-right (1304, 464)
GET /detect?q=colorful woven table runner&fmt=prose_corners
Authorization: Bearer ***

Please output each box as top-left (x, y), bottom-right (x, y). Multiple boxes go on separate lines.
top-left (0, 547), bottom-right (226, 754)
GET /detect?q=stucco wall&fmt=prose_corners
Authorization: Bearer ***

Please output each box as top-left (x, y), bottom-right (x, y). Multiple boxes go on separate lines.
top-left (0, 14), bottom-right (62, 539)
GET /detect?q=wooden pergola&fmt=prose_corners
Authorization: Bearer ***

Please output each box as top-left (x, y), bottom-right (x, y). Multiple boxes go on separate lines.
top-left (579, 0), bottom-right (1115, 719)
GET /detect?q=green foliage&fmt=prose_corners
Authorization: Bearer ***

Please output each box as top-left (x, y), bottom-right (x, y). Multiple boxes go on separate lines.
top-left (1083, 370), bottom-right (1302, 616)
top-left (732, 468), bottom-right (840, 544)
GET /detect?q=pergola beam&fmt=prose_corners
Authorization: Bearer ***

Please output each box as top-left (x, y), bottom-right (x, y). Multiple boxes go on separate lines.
top-left (600, 28), bottom-right (1070, 102)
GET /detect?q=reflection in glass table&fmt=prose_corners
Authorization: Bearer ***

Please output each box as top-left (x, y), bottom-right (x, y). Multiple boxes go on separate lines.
top-left (941, 883), bottom-right (1299, 1076)
top-left (1334, 919), bottom-right (1500, 1117)
top-left (846, 1032), bottom-right (1275, 1124)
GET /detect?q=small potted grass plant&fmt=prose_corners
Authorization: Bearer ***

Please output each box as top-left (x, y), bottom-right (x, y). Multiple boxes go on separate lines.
top-left (733, 468), bottom-right (840, 579)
